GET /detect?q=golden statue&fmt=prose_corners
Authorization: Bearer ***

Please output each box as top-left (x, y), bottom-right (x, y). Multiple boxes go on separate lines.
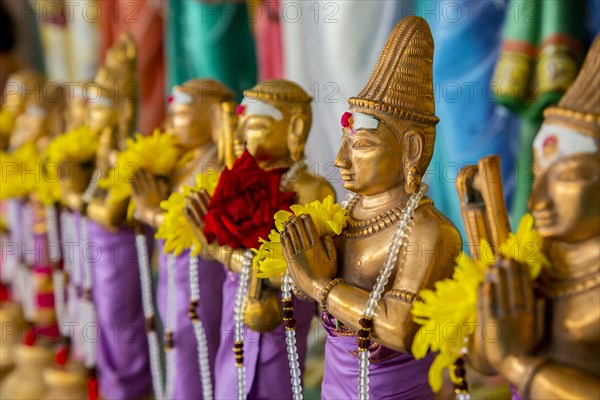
top-left (1, 70), bottom-right (45, 151)
top-left (469, 35), bottom-right (600, 399)
top-left (185, 79), bottom-right (335, 399)
top-left (280, 17), bottom-right (462, 398)
top-left (68, 32), bottom-right (138, 225)
top-left (130, 78), bottom-right (235, 400)
top-left (131, 79), bottom-right (235, 228)
top-left (9, 82), bottom-right (66, 153)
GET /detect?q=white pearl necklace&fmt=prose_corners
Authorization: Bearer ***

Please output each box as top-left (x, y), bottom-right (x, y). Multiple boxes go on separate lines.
top-left (79, 216), bottom-right (97, 369)
top-left (233, 250), bottom-right (253, 400)
top-left (21, 204), bottom-right (36, 321)
top-left (3, 200), bottom-right (22, 285)
top-left (165, 253), bottom-right (176, 400)
top-left (47, 206), bottom-right (66, 337)
top-left (188, 247), bottom-right (214, 400)
top-left (357, 184), bottom-right (427, 400)
top-left (231, 160), bottom-right (305, 400)
top-left (281, 272), bottom-right (303, 400)
top-left (63, 211), bottom-right (79, 341)
top-left (135, 232), bottom-right (164, 399)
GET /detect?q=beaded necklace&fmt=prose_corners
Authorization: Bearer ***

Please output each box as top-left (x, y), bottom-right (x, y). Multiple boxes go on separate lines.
top-left (188, 250), bottom-right (214, 399)
top-left (356, 184), bottom-right (427, 400)
top-left (233, 160), bottom-right (305, 400)
top-left (135, 231), bottom-right (164, 399)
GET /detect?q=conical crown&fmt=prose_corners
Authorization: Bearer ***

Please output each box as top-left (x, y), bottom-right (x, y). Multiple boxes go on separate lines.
top-left (244, 79), bottom-right (312, 105)
top-left (544, 34), bottom-right (600, 139)
top-left (348, 16), bottom-right (439, 130)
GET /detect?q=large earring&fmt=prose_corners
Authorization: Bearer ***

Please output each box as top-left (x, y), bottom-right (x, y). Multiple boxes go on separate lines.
top-left (405, 163), bottom-right (421, 194)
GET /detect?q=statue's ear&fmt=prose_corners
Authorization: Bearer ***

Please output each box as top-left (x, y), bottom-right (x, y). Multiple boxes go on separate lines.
top-left (403, 130), bottom-right (424, 193)
top-left (287, 110), bottom-right (307, 161)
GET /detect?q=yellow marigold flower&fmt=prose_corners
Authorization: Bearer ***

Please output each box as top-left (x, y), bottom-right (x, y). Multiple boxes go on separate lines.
top-left (194, 171), bottom-right (221, 197)
top-left (411, 213), bottom-right (548, 392)
top-left (0, 143), bottom-right (42, 200)
top-left (154, 172), bottom-right (221, 256)
top-left (35, 171), bottom-right (62, 206)
top-left (254, 195), bottom-right (349, 278)
top-left (0, 108), bottom-right (17, 138)
top-left (99, 130), bottom-right (182, 206)
top-left (45, 125), bottom-right (99, 164)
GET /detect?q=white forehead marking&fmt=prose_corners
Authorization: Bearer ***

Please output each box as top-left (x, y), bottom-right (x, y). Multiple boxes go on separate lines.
top-left (533, 123), bottom-right (598, 170)
top-left (172, 87), bottom-right (193, 106)
top-left (241, 98), bottom-right (283, 121)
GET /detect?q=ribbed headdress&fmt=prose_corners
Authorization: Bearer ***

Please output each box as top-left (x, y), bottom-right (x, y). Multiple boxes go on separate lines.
top-left (544, 34), bottom-right (600, 139)
top-left (349, 16), bottom-right (438, 128)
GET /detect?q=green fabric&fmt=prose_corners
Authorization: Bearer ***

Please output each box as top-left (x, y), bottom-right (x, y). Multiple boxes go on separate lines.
top-left (494, 0), bottom-right (587, 223)
top-left (510, 117), bottom-right (541, 228)
top-left (165, 1), bottom-right (257, 101)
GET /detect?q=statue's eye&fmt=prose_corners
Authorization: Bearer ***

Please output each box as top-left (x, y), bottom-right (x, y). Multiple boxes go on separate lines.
top-left (352, 139), bottom-right (376, 149)
top-left (556, 167), bottom-right (596, 182)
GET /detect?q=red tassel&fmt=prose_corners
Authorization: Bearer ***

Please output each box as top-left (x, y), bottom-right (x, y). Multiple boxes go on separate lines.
top-left (87, 377), bottom-right (99, 400)
top-left (236, 104), bottom-right (246, 116)
top-left (54, 345), bottom-right (69, 365)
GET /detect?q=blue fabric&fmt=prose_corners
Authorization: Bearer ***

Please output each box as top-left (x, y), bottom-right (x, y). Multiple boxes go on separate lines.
top-left (416, 0), bottom-right (520, 241)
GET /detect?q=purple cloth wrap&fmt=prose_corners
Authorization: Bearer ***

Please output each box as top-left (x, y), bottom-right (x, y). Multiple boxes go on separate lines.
top-left (214, 268), bottom-right (316, 400)
top-left (511, 385), bottom-right (523, 400)
top-left (321, 312), bottom-right (435, 400)
top-left (87, 220), bottom-right (153, 399)
top-left (157, 244), bottom-right (226, 400)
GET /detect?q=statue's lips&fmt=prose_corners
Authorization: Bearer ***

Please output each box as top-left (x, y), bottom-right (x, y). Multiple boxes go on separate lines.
top-left (532, 209), bottom-right (557, 227)
top-left (340, 173), bottom-right (355, 181)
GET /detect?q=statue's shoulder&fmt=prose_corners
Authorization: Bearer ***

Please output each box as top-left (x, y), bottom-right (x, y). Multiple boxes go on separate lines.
top-left (291, 167), bottom-right (336, 204)
top-left (412, 200), bottom-right (462, 250)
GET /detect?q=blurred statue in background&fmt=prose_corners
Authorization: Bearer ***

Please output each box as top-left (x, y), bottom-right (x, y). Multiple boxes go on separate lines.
top-left (130, 79), bottom-right (234, 399)
top-left (185, 79), bottom-right (335, 399)
top-left (472, 34), bottom-right (600, 400)
top-left (60, 32), bottom-right (153, 400)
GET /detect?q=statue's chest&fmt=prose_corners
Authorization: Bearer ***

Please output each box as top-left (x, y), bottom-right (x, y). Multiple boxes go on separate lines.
top-left (546, 287), bottom-right (600, 375)
top-left (336, 228), bottom-right (399, 291)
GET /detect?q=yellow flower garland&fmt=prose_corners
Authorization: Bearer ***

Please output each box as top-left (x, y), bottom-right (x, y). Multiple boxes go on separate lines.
top-left (0, 108), bottom-right (17, 138)
top-left (0, 143), bottom-right (42, 200)
top-left (411, 213), bottom-right (550, 392)
top-left (253, 195), bottom-right (349, 278)
top-left (155, 172), bottom-right (221, 256)
top-left (46, 125), bottom-right (99, 164)
top-left (98, 130), bottom-right (185, 205)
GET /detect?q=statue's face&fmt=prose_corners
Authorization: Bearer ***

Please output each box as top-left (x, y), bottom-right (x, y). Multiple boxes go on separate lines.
top-left (170, 102), bottom-right (211, 151)
top-left (235, 109), bottom-right (289, 163)
top-left (88, 102), bottom-right (117, 133)
top-left (531, 123), bottom-right (600, 242)
top-left (3, 83), bottom-right (26, 117)
top-left (335, 121), bottom-right (403, 196)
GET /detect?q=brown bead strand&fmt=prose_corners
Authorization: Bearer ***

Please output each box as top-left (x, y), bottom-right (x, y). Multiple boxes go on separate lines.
top-left (233, 341), bottom-right (244, 367)
top-left (188, 300), bottom-right (199, 322)
top-left (357, 316), bottom-right (373, 351)
top-left (282, 298), bottom-right (296, 330)
top-left (453, 357), bottom-right (469, 394)
top-left (165, 331), bottom-right (174, 350)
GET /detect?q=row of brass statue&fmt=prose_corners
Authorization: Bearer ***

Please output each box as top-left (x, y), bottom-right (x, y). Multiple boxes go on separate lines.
top-left (0, 16), bottom-right (598, 400)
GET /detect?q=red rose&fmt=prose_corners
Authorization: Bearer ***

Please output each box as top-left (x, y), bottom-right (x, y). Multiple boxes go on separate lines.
top-left (202, 150), bottom-right (295, 249)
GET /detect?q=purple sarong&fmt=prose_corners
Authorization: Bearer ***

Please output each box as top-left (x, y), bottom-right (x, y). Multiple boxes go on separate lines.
top-left (87, 220), bottom-right (153, 399)
top-left (157, 245), bottom-right (226, 400)
top-left (321, 312), bottom-right (435, 400)
top-left (214, 269), bottom-right (316, 400)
